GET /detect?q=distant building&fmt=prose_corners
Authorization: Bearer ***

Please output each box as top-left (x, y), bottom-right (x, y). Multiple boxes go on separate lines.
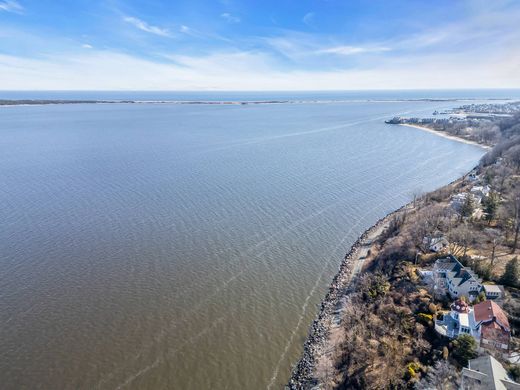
top-left (451, 192), bottom-right (482, 210)
top-left (433, 255), bottom-right (483, 300)
top-left (468, 172), bottom-right (480, 182)
top-left (461, 355), bottom-right (520, 389)
top-left (471, 185), bottom-right (492, 199)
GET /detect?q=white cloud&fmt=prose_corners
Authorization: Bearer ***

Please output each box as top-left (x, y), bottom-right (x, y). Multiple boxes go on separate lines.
top-left (220, 13), bottom-right (240, 23)
top-left (82, 44), bottom-right (93, 49)
top-left (302, 12), bottom-right (315, 27)
top-left (317, 46), bottom-right (391, 56)
top-left (0, 47), bottom-right (518, 91)
top-left (265, 35), bottom-right (390, 60)
top-left (0, 0), bottom-right (23, 13)
top-left (123, 16), bottom-right (171, 37)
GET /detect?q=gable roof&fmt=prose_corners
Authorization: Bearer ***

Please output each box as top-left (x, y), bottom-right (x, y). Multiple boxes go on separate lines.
top-left (474, 301), bottom-right (510, 332)
top-left (464, 355), bottom-right (520, 390)
top-left (435, 255), bottom-right (482, 287)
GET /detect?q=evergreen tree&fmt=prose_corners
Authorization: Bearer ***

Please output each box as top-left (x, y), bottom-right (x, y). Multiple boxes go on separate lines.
top-left (483, 192), bottom-right (500, 224)
top-left (500, 257), bottom-right (520, 288)
top-left (451, 334), bottom-right (478, 366)
top-left (460, 194), bottom-right (475, 221)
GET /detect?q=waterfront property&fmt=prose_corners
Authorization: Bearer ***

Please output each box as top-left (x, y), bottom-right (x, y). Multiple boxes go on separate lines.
top-left (461, 355), bottom-right (520, 390)
top-left (436, 299), bottom-right (511, 354)
top-left (450, 192), bottom-right (482, 211)
top-left (433, 255), bottom-right (483, 300)
top-left (435, 298), bottom-right (479, 338)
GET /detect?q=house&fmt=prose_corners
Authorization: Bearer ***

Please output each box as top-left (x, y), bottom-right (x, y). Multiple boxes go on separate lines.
top-left (435, 300), bottom-right (511, 354)
top-left (429, 237), bottom-right (450, 252)
top-left (435, 298), bottom-right (479, 338)
top-left (471, 185), bottom-right (492, 199)
top-left (461, 355), bottom-right (520, 389)
top-left (433, 255), bottom-right (483, 300)
top-left (474, 300), bottom-right (511, 353)
top-left (484, 284), bottom-right (506, 301)
top-left (422, 235), bottom-right (450, 252)
top-left (450, 192), bottom-right (482, 213)
top-left (468, 172), bottom-right (480, 182)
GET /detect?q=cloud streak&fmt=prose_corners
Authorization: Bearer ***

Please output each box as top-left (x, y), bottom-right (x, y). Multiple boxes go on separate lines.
top-left (0, 0), bottom-right (23, 13)
top-left (317, 45), bottom-right (391, 56)
top-left (220, 13), bottom-right (240, 23)
top-left (123, 16), bottom-right (171, 37)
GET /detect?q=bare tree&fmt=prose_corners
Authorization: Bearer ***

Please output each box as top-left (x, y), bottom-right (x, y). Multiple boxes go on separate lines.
top-left (408, 188), bottom-right (423, 209)
top-left (492, 165), bottom-right (512, 195)
top-left (484, 228), bottom-right (504, 267)
top-left (449, 223), bottom-right (478, 258)
top-left (506, 186), bottom-right (520, 253)
top-left (408, 205), bottom-right (448, 252)
top-left (415, 360), bottom-right (460, 390)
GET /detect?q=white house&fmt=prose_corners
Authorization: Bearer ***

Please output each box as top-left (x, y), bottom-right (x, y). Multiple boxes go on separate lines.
top-left (433, 255), bottom-right (483, 300)
top-left (435, 298), bottom-right (479, 339)
top-left (450, 192), bottom-right (482, 213)
top-left (436, 299), bottom-right (511, 354)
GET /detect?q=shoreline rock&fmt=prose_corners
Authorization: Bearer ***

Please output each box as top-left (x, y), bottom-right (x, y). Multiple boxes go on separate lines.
top-left (287, 204), bottom-right (407, 389)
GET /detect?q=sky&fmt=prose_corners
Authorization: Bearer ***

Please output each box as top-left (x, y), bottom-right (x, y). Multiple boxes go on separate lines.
top-left (0, 0), bottom-right (519, 90)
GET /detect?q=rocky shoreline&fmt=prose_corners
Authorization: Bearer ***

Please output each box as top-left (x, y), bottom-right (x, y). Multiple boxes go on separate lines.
top-left (287, 203), bottom-right (409, 389)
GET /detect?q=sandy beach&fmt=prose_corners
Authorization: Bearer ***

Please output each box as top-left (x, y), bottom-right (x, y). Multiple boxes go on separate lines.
top-left (399, 123), bottom-right (491, 149)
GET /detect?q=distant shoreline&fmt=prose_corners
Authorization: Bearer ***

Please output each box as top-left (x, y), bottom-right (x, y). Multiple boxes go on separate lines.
top-left (0, 97), bottom-right (514, 107)
top-left (399, 123), bottom-right (492, 149)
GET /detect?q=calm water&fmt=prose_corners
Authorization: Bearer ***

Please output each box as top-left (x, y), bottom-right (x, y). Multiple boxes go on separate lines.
top-left (1, 98), bottom-right (486, 389)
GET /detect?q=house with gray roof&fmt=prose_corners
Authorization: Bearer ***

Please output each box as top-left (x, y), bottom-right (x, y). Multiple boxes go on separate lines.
top-left (461, 355), bottom-right (520, 389)
top-left (433, 255), bottom-right (483, 300)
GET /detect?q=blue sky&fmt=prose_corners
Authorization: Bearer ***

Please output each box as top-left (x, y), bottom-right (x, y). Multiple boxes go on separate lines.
top-left (0, 0), bottom-right (519, 90)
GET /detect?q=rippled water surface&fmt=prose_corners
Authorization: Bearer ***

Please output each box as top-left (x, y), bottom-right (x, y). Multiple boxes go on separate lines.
top-left (1, 100), bottom-right (486, 389)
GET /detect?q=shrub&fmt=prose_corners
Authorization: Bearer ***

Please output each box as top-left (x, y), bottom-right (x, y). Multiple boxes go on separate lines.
top-left (417, 313), bottom-right (433, 326)
top-left (508, 365), bottom-right (520, 381)
top-left (405, 362), bottom-right (421, 380)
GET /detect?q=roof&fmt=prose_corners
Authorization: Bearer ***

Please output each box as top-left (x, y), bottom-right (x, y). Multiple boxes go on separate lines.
top-left (463, 355), bottom-right (520, 390)
top-left (459, 313), bottom-right (470, 327)
top-left (451, 299), bottom-right (471, 313)
top-left (435, 255), bottom-right (482, 287)
top-left (431, 237), bottom-right (449, 245)
top-left (474, 301), bottom-right (510, 332)
top-left (484, 284), bottom-right (505, 294)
